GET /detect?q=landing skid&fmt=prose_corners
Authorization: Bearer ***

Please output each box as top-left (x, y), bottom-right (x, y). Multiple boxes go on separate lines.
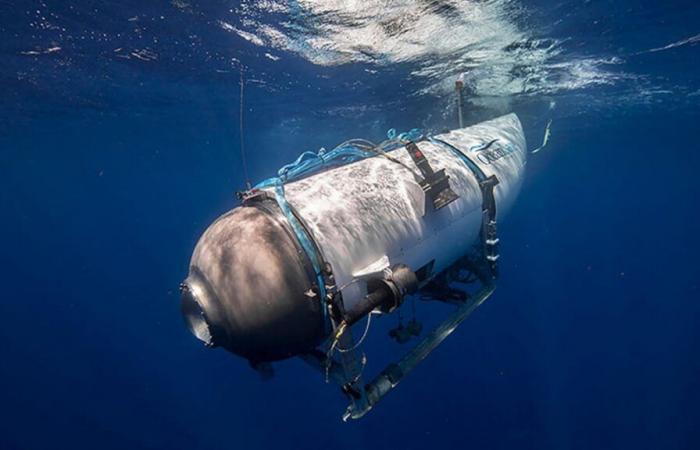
top-left (301, 284), bottom-right (495, 421)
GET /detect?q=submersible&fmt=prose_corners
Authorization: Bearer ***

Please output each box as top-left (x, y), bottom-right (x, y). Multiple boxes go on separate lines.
top-left (181, 113), bottom-right (526, 418)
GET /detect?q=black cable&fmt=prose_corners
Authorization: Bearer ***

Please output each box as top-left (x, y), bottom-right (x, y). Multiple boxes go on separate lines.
top-left (239, 66), bottom-right (252, 190)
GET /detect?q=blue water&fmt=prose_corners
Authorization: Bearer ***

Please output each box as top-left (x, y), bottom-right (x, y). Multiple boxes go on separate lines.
top-left (2, 1), bottom-right (699, 449)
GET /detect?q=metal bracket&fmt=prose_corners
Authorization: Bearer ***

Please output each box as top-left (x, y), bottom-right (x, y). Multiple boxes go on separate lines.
top-left (300, 326), bottom-right (370, 417)
top-left (405, 142), bottom-right (459, 211)
top-left (478, 175), bottom-right (500, 279)
top-left (236, 187), bottom-right (266, 203)
top-left (346, 284), bottom-right (495, 420)
top-left (302, 284), bottom-right (496, 421)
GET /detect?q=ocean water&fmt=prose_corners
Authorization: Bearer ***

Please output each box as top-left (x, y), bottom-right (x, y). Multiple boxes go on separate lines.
top-left (2, 1), bottom-right (699, 449)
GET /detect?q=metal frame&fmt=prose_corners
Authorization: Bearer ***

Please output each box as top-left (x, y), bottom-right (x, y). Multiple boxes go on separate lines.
top-left (301, 284), bottom-right (496, 421)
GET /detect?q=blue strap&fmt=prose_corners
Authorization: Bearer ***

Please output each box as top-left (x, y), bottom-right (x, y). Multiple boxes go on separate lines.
top-left (387, 128), bottom-right (422, 142)
top-left (256, 145), bottom-right (376, 188)
top-left (256, 128), bottom-right (423, 189)
top-left (251, 128), bottom-right (424, 331)
top-left (271, 181), bottom-right (330, 329)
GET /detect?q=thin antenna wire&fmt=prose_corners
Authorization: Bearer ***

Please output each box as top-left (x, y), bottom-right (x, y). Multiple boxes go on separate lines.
top-left (239, 66), bottom-right (252, 190)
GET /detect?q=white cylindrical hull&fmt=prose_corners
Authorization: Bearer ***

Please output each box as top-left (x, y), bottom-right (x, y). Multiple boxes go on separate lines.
top-left (279, 113), bottom-right (527, 309)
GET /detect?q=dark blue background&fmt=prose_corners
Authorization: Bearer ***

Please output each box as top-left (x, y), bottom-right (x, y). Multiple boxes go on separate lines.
top-left (2, 1), bottom-right (699, 449)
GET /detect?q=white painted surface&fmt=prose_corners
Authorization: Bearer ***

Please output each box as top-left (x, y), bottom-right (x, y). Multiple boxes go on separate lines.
top-left (276, 114), bottom-right (526, 310)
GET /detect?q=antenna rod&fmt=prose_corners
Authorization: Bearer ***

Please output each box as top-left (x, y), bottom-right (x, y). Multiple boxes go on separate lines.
top-left (239, 66), bottom-right (252, 190)
top-left (455, 76), bottom-right (464, 128)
